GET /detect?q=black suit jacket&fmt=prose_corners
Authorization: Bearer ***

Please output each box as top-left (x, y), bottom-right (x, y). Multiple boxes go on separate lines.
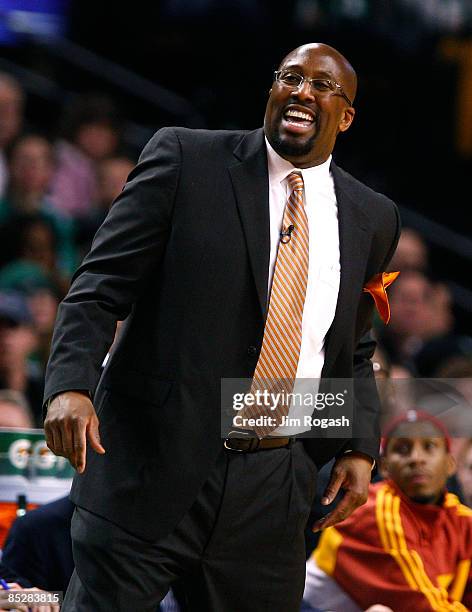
top-left (44, 127), bottom-right (400, 542)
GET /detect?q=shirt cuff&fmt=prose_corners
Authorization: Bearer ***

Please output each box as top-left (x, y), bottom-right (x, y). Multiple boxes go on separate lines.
top-left (343, 449), bottom-right (376, 471)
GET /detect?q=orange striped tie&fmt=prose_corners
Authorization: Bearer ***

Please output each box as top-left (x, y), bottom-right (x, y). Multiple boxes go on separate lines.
top-left (243, 171), bottom-right (309, 437)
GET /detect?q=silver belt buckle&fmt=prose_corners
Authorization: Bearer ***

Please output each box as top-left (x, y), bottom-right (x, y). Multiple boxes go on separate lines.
top-left (224, 439), bottom-right (245, 451)
top-left (224, 430), bottom-right (258, 452)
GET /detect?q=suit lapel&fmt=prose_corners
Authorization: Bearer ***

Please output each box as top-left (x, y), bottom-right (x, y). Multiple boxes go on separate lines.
top-left (228, 128), bottom-right (270, 319)
top-left (322, 162), bottom-right (371, 375)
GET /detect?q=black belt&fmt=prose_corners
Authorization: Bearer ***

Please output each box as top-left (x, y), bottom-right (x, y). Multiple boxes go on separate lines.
top-left (223, 432), bottom-right (292, 453)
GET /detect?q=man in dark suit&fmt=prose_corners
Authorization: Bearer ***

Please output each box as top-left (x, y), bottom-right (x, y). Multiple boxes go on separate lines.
top-left (44, 43), bottom-right (400, 611)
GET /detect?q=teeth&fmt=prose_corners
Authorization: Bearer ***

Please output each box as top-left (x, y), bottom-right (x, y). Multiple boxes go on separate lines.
top-left (285, 109), bottom-right (313, 121)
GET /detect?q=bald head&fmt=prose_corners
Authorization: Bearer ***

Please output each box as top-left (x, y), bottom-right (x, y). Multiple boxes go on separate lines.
top-left (265, 42), bottom-right (357, 167)
top-left (279, 43), bottom-right (357, 104)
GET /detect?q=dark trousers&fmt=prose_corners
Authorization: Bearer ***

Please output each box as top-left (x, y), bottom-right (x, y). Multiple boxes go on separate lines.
top-left (63, 441), bottom-right (317, 612)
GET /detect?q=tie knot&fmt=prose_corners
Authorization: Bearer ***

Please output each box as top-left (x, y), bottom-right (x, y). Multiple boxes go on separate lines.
top-left (287, 172), bottom-right (304, 192)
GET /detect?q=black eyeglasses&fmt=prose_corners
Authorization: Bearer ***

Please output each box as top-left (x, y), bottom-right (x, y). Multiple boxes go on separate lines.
top-left (274, 70), bottom-right (353, 107)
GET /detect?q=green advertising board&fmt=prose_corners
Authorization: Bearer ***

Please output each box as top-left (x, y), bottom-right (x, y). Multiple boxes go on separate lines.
top-left (0, 428), bottom-right (73, 505)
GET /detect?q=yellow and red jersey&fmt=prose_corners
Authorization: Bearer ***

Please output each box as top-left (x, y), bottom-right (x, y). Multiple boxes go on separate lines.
top-left (311, 480), bottom-right (472, 611)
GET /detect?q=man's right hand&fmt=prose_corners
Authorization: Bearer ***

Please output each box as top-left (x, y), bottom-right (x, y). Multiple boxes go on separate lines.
top-left (44, 391), bottom-right (105, 474)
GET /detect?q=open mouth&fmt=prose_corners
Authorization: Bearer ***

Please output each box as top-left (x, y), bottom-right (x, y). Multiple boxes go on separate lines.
top-left (282, 107), bottom-right (316, 134)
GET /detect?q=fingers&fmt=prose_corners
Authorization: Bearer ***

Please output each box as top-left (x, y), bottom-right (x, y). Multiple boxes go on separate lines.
top-left (44, 402), bottom-right (73, 463)
top-left (311, 514), bottom-right (329, 532)
top-left (47, 416), bottom-right (85, 472)
top-left (0, 586), bottom-right (60, 612)
top-left (312, 486), bottom-right (369, 532)
top-left (44, 420), bottom-right (59, 455)
top-left (61, 420), bottom-right (75, 467)
top-left (44, 392), bottom-right (104, 474)
top-left (312, 494), bottom-right (351, 532)
top-left (312, 457), bottom-right (371, 532)
top-left (87, 416), bottom-right (105, 456)
top-left (71, 417), bottom-right (87, 474)
top-left (321, 465), bottom-right (345, 506)
top-left (48, 424), bottom-right (63, 458)
top-left (45, 418), bottom-right (73, 468)
top-left (311, 467), bottom-right (346, 532)
top-left (0, 591), bottom-right (28, 611)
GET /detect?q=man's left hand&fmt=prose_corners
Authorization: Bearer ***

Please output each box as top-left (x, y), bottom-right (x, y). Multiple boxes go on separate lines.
top-left (312, 452), bottom-right (373, 532)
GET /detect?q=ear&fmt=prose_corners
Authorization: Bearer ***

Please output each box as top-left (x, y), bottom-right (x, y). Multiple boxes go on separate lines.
top-left (269, 88), bottom-right (272, 95)
top-left (338, 106), bottom-right (355, 133)
top-left (447, 453), bottom-right (457, 478)
top-left (379, 456), bottom-right (390, 480)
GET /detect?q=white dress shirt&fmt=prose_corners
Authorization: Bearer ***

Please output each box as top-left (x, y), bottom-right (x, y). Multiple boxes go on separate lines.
top-left (265, 138), bottom-right (340, 435)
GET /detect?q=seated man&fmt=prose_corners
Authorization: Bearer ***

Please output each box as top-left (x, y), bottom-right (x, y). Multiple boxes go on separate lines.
top-left (2, 497), bottom-right (182, 611)
top-left (303, 410), bottom-right (472, 611)
top-left (0, 560), bottom-right (60, 611)
top-left (2, 496), bottom-right (74, 594)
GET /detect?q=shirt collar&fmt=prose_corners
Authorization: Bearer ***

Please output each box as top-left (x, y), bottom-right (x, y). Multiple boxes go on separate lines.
top-left (387, 479), bottom-right (448, 515)
top-left (265, 136), bottom-right (332, 186)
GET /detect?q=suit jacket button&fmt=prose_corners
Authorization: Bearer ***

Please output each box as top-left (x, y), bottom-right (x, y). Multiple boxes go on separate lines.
top-left (247, 346), bottom-right (258, 357)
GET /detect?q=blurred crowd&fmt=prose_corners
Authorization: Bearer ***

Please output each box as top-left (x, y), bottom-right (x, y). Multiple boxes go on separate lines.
top-left (0, 69), bottom-right (471, 610)
top-left (0, 71), bottom-right (135, 429)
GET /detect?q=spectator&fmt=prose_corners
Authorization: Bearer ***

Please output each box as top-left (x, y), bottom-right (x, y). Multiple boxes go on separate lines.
top-left (0, 73), bottom-right (24, 198)
top-left (0, 561), bottom-right (31, 586)
top-left (371, 345), bottom-right (415, 423)
top-left (18, 218), bottom-right (70, 297)
top-left (371, 346), bottom-right (391, 380)
top-left (0, 388), bottom-right (36, 548)
top-left (0, 559), bottom-right (60, 611)
top-left (380, 270), bottom-right (456, 370)
top-left (2, 496), bottom-right (74, 594)
top-left (2, 495), bottom-right (182, 610)
top-left (0, 560), bottom-right (33, 611)
top-left (0, 134), bottom-right (76, 278)
top-left (304, 410), bottom-right (472, 611)
top-left (438, 356), bottom-right (472, 381)
top-left (379, 269), bottom-right (432, 367)
top-left (457, 440), bottom-right (472, 508)
top-left (436, 357), bottom-right (472, 405)
top-left (0, 283), bottom-right (61, 374)
top-left (77, 156), bottom-right (134, 255)
top-left (0, 260), bottom-right (53, 296)
top-left (0, 389), bottom-right (33, 429)
top-left (389, 227), bottom-right (429, 272)
top-left (416, 335), bottom-right (472, 378)
top-left (0, 588), bottom-right (59, 612)
top-left (49, 94), bottom-right (122, 219)
top-left (0, 218), bottom-right (70, 298)
top-left (0, 292), bottom-right (43, 425)
top-left (97, 156), bottom-right (134, 209)
top-left (27, 288), bottom-right (59, 374)
top-left (429, 282), bottom-right (454, 337)
top-left (433, 357), bottom-right (472, 472)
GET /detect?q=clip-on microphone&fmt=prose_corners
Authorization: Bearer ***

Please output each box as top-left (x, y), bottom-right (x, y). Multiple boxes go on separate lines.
top-left (279, 224), bottom-right (294, 244)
